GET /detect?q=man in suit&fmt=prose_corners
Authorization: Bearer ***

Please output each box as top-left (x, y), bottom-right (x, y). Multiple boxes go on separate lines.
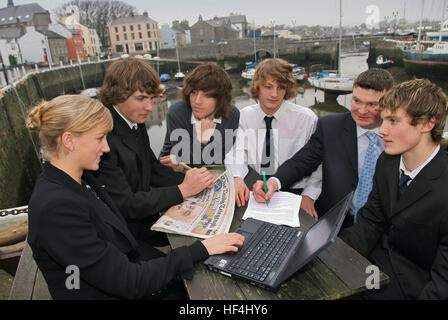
top-left (340, 79), bottom-right (448, 299)
top-left (96, 58), bottom-right (215, 245)
top-left (252, 68), bottom-right (394, 226)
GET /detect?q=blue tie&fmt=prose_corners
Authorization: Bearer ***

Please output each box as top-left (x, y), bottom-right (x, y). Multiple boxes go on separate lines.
top-left (354, 132), bottom-right (378, 222)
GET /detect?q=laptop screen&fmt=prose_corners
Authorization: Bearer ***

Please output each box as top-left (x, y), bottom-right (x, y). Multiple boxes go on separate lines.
top-left (277, 192), bottom-right (353, 283)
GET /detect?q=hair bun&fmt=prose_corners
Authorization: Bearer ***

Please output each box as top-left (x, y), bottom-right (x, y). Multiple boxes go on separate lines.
top-left (26, 100), bottom-right (47, 131)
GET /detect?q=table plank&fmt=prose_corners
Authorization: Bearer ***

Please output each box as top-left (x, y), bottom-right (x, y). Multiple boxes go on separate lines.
top-left (9, 241), bottom-right (38, 300)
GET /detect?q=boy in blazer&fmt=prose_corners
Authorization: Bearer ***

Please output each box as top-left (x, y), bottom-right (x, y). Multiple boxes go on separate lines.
top-left (341, 79), bottom-right (448, 299)
top-left (96, 58), bottom-right (215, 245)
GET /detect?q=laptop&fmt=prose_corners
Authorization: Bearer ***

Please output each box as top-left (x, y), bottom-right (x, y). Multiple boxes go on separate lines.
top-left (204, 191), bottom-right (354, 291)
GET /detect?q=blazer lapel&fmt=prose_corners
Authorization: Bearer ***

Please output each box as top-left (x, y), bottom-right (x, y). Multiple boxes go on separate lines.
top-left (111, 107), bottom-right (141, 157)
top-left (391, 149), bottom-right (445, 218)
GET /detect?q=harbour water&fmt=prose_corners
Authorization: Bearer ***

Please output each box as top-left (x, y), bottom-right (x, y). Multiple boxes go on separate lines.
top-left (148, 53), bottom-right (448, 156)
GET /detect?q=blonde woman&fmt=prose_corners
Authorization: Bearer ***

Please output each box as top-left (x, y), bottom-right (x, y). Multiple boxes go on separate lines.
top-left (26, 95), bottom-right (244, 299)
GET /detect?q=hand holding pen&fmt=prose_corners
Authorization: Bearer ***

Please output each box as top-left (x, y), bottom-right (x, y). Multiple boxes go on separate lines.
top-left (252, 176), bottom-right (278, 204)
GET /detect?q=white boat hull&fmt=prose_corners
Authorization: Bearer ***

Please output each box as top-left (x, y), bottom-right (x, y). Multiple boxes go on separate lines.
top-left (309, 77), bottom-right (353, 92)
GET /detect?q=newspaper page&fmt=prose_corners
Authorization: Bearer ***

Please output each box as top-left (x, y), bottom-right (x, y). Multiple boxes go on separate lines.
top-left (151, 170), bottom-right (235, 239)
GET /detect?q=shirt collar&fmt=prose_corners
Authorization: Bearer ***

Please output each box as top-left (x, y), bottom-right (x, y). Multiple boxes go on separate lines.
top-left (190, 112), bottom-right (222, 124)
top-left (113, 105), bottom-right (138, 130)
top-left (356, 124), bottom-right (381, 138)
top-left (256, 100), bottom-right (286, 123)
top-left (399, 144), bottom-right (440, 180)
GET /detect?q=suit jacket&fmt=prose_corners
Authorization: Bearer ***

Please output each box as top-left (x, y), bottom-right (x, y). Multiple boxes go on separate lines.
top-left (341, 149), bottom-right (448, 299)
top-left (28, 163), bottom-right (208, 299)
top-left (274, 112), bottom-right (358, 216)
top-left (95, 107), bottom-right (184, 224)
top-left (159, 100), bottom-right (240, 166)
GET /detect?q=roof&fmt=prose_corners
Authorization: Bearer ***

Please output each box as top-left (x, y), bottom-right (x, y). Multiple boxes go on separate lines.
top-left (0, 2), bottom-right (48, 26)
top-left (206, 17), bottom-right (230, 28)
top-left (111, 15), bottom-right (157, 26)
top-left (228, 15), bottom-right (247, 24)
top-left (37, 29), bottom-right (66, 39)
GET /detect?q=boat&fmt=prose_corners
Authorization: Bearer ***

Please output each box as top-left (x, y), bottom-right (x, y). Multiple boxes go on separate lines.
top-left (307, 0), bottom-right (354, 93)
top-left (160, 74), bottom-right (170, 82)
top-left (241, 67), bottom-right (256, 80)
top-left (401, 0), bottom-right (448, 77)
top-left (426, 20), bottom-right (448, 41)
top-left (291, 64), bottom-right (307, 81)
top-left (174, 72), bottom-right (185, 81)
top-left (376, 55), bottom-right (394, 68)
top-left (0, 205), bottom-right (28, 260)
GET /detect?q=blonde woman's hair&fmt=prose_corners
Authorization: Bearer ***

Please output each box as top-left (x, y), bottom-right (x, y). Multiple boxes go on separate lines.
top-left (26, 95), bottom-right (113, 160)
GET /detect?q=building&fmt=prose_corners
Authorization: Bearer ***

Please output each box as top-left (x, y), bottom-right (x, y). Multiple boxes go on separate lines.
top-left (160, 20), bottom-right (190, 49)
top-left (65, 28), bottom-right (86, 61)
top-left (0, 1), bottom-right (50, 30)
top-left (60, 14), bottom-right (100, 58)
top-left (190, 15), bottom-right (237, 45)
top-left (109, 11), bottom-right (160, 55)
top-left (227, 14), bottom-right (248, 39)
top-left (0, 27), bottom-right (23, 66)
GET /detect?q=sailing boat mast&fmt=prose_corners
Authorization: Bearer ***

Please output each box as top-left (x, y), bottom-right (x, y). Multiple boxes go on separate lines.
top-left (417, 0), bottom-right (424, 44)
top-left (439, 0), bottom-right (447, 42)
top-left (174, 35), bottom-right (181, 73)
top-left (338, 0), bottom-right (342, 75)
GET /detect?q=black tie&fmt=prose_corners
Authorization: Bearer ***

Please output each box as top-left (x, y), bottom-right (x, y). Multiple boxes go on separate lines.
top-left (261, 116), bottom-right (275, 173)
top-left (398, 170), bottom-right (411, 199)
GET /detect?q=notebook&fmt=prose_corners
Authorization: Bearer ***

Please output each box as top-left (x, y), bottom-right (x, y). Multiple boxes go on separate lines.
top-left (204, 191), bottom-right (354, 291)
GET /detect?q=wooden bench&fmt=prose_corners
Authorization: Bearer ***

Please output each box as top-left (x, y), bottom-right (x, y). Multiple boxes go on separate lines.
top-left (8, 240), bottom-right (52, 300)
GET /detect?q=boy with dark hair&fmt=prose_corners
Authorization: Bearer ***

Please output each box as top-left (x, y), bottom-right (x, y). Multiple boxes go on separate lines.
top-left (96, 58), bottom-right (215, 246)
top-left (253, 68), bottom-right (394, 223)
top-left (341, 78), bottom-right (448, 299)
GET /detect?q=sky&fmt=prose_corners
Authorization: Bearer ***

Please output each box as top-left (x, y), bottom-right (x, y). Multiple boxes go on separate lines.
top-left (7, 0), bottom-right (448, 27)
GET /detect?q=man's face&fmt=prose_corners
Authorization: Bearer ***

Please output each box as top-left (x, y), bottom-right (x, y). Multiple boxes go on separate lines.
top-left (350, 86), bottom-right (385, 129)
top-left (189, 90), bottom-right (217, 120)
top-left (115, 90), bottom-right (155, 124)
top-left (379, 108), bottom-right (429, 156)
top-left (257, 76), bottom-right (286, 115)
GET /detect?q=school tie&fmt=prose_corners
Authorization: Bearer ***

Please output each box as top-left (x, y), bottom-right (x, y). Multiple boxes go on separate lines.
top-left (261, 116), bottom-right (275, 175)
top-left (354, 132), bottom-right (378, 222)
top-left (398, 170), bottom-right (412, 199)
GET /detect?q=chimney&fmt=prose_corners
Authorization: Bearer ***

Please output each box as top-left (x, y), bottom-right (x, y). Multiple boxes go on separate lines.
top-left (143, 11), bottom-right (148, 18)
top-left (7, 0), bottom-right (14, 8)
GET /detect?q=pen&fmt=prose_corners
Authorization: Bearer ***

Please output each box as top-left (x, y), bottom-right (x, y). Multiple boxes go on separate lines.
top-left (179, 162), bottom-right (192, 171)
top-left (262, 171), bottom-right (269, 206)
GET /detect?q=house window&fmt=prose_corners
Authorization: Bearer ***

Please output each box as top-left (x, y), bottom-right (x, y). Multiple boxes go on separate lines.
top-left (116, 35), bottom-right (119, 41)
top-left (138, 24), bottom-right (141, 30)
top-left (139, 32), bottom-right (142, 39)
top-left (135, 43), bottom-right (143, 51)
top-left (147, 31), bottom-right (151, 38)
top-left (124, 33), bottom-right (127, 40)
top-left (116, 44), bottom-right (123, 52)
top-left (115, 27), bottom-right (118, 33)
top-left (131, 33), bottom-right (135, 40)
top-left (200, 29), bottom-right (204, 35)
top-left (130, 25), bottom-right (134, 31)
top-left (147, 23), bottom-right (150, 29)
top-left (122, 26), bottom-right (126, 32)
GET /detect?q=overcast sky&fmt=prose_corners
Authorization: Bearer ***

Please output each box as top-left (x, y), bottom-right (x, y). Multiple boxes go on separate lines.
top-left (8, 0), bottom-right (448, 27)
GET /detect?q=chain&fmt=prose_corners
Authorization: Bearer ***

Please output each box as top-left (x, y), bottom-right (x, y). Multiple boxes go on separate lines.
top-left (0, 207), bottom-right (28, 217)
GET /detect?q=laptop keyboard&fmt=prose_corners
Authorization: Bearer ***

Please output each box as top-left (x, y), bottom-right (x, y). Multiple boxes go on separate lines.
top-left (226, 222), bottom-right (299, 282)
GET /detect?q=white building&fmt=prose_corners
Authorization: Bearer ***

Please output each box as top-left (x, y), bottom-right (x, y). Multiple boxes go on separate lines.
top-left (17, 26), bottom-right (49, 64)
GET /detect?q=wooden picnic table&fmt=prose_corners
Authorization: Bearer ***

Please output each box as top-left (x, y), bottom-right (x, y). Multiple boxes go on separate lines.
top-left (167, 170), bottom-right (389, 300)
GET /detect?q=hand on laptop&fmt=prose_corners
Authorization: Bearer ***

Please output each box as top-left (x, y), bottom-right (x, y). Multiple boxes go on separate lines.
top-left (202, 233), bottom-right (245, 255)
top-left (252, 179), bottom-right (278, 203)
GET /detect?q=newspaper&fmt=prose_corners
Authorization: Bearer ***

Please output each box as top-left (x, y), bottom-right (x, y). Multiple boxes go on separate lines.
top-left (151, 170), bottom-right (235, 239)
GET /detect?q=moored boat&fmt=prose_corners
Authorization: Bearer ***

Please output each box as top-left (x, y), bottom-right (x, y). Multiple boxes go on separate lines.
top-left (376, 55), bottom-right (394, 68)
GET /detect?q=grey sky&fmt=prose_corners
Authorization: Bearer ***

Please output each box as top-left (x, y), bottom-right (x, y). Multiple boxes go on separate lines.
top-left (7, 0), bottom-right (447, 27)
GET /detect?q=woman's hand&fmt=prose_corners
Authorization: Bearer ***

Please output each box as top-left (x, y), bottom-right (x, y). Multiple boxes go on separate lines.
top-left (202, 233), bottom-right (245, 255)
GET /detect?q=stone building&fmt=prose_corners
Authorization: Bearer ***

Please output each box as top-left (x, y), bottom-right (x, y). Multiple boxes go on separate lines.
top-left (190, 15), bottom-right (237, 45)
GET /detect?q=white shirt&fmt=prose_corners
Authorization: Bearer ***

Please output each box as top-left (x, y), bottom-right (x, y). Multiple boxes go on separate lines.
top-left (224, 100), bottom-right (322, 199)
top-left (399, 144), bottom-right (440, 184)
top-left (113, 105), bottom-right (138, 130)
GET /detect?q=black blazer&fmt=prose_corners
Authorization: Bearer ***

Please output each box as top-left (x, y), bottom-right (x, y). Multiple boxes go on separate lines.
top-left (341, 148), bottom-right (448, 299)
top-left (28, 163), bottom-right (208, 299)
top-left (159, 100), bottom-right (240, 166)
top-left (95, 107), bottom-right (185, 222)
top-left (274, 112), bottom-right (358, 216)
